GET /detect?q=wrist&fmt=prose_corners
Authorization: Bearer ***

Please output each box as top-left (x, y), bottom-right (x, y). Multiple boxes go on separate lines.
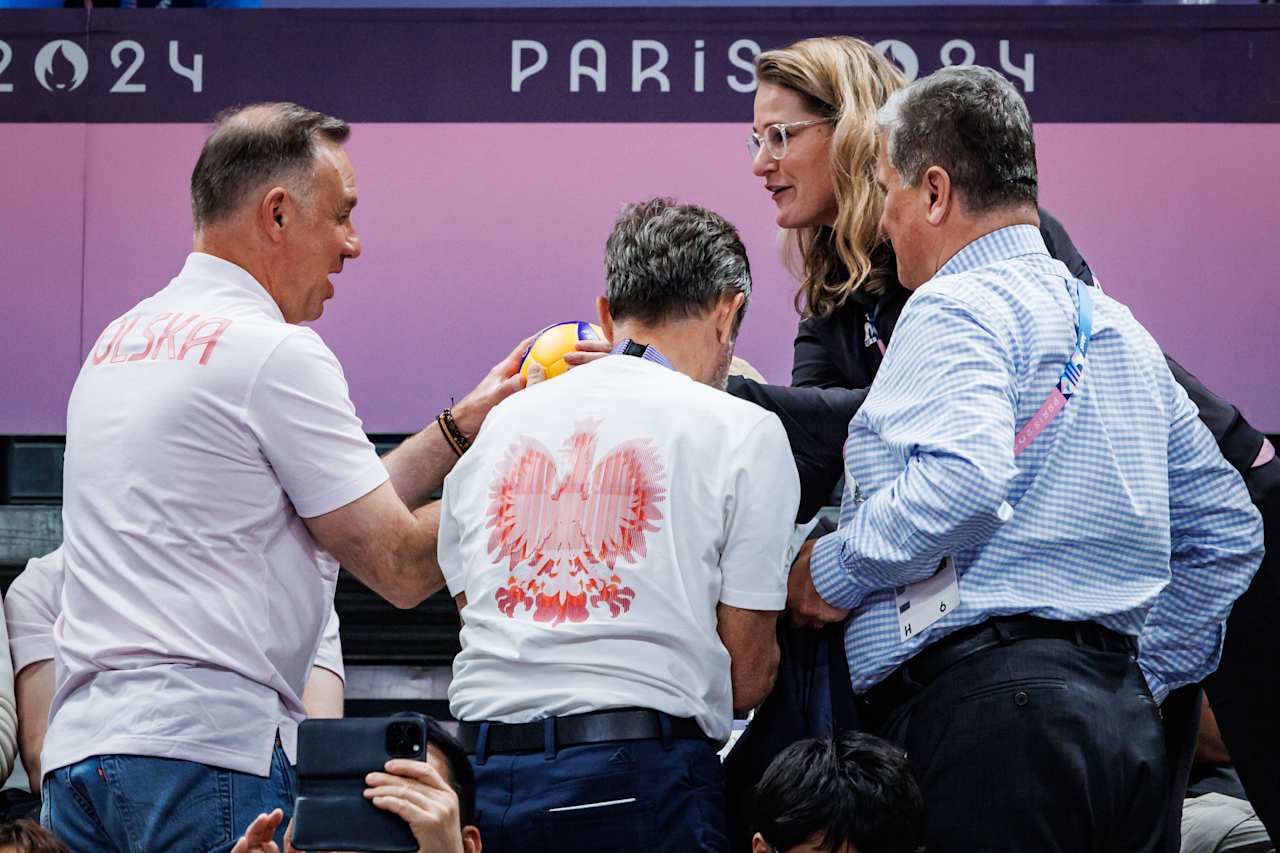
top-left (436, 409), bottom-right (472, 458)
top-left (449, 398), bottom-right (483, 439)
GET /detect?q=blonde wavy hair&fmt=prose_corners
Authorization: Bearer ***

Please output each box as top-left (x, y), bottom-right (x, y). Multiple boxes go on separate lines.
top-left (755, 37), bottom-right (905, 317)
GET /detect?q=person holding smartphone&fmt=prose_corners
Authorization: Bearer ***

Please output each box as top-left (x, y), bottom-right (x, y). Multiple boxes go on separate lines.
top-left (232, 718), bottom-right (482, 853)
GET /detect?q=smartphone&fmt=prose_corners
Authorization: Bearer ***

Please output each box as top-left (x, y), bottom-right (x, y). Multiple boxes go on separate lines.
top-left (291, 714), bottom-right (428, 853)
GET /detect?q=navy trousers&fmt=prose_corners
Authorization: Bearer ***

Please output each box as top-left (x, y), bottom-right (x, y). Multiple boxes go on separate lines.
top-left (469, 720), bottom-right (728, 853)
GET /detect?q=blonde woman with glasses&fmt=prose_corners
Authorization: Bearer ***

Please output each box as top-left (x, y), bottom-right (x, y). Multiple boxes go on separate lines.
top-left (727, 34), bottom-right (1097, 520)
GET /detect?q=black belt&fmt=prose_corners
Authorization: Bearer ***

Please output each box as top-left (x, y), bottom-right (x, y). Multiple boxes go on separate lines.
top-left (860, 616), bottom-right (1137, 728)
top-left (456, 708), bottom-right (709, 755)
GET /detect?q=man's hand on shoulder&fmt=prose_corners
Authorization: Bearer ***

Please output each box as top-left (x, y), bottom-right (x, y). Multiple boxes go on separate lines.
top-left (563, 338), bottom-right (611, 368)
top-left (787, 540), bottom-right (851, 629)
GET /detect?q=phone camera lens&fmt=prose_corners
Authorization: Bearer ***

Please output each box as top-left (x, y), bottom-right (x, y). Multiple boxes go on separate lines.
top-left (385, 722), bottom-right (422, 758)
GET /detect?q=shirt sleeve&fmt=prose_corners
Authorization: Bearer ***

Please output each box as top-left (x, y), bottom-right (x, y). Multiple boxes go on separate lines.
top-left (718, 415), bottom-right (801, 611)
top-left (312, 607), bottom-right (345, 683)
top-left (1138, 379), bottom-right (1264, 704)
top-left (4, 548), bottom-right (63, 674)
top-left (245, 330), bottom-right (389, 519)
top-left (810, 289), bottom-right (1018, 609)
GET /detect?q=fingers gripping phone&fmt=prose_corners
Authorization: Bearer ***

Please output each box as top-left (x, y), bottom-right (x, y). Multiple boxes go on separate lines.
top-left (291, 714), bottom-right (428, 852)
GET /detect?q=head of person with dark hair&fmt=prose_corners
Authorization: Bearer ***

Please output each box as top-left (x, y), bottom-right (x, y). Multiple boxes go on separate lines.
top-left (599, 197), bottom-right (751, 390)
top-left (190, 102), bottom-right (361, 324)
top-left (0, 819), bottom-right (70, 853)
top-left (873, 65), bottom-right (1040, 290)
top-left (424, 717), bottom-right (478, 833)
top-left (751, 732), bottom-right (926, 853)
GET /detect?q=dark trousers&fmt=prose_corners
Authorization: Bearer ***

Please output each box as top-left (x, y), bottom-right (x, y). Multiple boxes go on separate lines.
top-left (876, 635), bottom-right (1169, 853)
top-left (470, 730), bottom-right (728, 853)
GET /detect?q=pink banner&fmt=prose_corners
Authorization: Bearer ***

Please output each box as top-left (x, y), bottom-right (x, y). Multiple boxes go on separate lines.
top-left (1, 122), bottom-right (1277, 433)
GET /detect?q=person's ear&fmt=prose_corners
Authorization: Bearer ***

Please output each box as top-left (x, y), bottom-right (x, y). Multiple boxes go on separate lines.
top-left (751, 832), bottom-right (774, 853)
top-left (716, 292), bottom-right (746, 344)
top-left (463, 824), bottom-right (483, 853)
top-left (596, 296), bottom-right (614, 342)
top-left (259, 187), bottom-right (289, 243)
top-left (923, 165), bottom-right (951, 227)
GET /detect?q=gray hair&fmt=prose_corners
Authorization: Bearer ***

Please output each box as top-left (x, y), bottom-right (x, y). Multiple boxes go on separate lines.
top-left (190, 102), bottom-right (350, 229)
top-left (876, 66), bottom-right (1038, 214)
top-left (604, 198), bottom-right (752, 334)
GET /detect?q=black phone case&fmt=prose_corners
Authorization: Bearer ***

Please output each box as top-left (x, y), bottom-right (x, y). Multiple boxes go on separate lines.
top-left (291, 715), bottom-right (426, 853)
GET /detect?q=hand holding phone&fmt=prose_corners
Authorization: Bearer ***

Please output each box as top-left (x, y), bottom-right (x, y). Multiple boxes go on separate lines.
top-left (363, 758), bottom-right (468, 853)
top-left (291, 715), bottom-right (430, 852)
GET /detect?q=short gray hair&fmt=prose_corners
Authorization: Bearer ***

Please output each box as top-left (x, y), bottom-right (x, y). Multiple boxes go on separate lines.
top-left (876, 66), bottom-right (1038, 214)
top-left (604, 198), bottom-right (752, 334)
top-left (191, 102), bottom-right (350, 229)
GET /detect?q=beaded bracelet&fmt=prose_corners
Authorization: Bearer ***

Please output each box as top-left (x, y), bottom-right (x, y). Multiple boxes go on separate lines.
top-left (436, 408), bottom-right (471, 458)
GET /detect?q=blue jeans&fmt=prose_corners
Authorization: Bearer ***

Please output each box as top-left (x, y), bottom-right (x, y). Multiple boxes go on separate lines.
top-left (470, 721), bottom-right (728, 853)
top-left (42, 745), bottom-right (295, 853)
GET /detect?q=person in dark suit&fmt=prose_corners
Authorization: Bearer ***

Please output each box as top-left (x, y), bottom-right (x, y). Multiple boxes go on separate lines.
top-left (726, 33), bottom-right (1279, 849)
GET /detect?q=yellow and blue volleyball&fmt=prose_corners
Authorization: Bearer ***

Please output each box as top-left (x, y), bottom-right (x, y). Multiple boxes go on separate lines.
top-left (519, 321), bottom-right (605, 380)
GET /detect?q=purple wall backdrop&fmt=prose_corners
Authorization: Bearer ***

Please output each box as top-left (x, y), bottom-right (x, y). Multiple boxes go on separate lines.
top-left (1, 121), bottom-right (1277, 434)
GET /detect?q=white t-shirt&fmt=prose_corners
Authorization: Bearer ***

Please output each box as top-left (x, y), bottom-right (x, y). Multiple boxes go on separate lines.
top-left (46, 253), bottom-right (386, 777)
top-left (5, 546), bottom-right (345, 682)
top-left (439, 354), bottom-right (799, 743)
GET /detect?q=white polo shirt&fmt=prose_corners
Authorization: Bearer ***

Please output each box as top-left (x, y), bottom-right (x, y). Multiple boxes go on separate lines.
top-left (46, 253), bottom-right (386, 777)
top-left (5, 546), bottom-right (345, 683)
top-left (439, 354), bottom-right (800, 743)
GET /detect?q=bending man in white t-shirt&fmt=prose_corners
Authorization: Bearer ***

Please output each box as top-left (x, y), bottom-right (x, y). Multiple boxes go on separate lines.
top-left (43, 103), bottom-right (530, 851)
top-left (439, 198), bottom-right (801, 853)
top-left (5, 546), bottom-right (345, 790)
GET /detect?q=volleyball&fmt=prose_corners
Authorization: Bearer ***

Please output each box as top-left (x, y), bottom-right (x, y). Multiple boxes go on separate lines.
top-left (519, 321), bottom-right (606, 381)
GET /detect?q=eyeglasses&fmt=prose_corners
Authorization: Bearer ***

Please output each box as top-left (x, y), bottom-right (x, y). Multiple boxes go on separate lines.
top-left (747, 118), bottom-right (834, 161)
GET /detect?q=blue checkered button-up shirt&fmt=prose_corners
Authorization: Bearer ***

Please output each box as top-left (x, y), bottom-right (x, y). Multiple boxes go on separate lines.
top-left (809, 225), bottom-right (1263, 701)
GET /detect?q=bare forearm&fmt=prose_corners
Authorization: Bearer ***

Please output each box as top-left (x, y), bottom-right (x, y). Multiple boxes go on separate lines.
top-left (717, 604), bottom-right (781, 714)
top-left (305, 485), bottom-right (448, 610)
top-left (375, 502), bottom-right (448, 608)
top-left (730, 643), bottom-right (779, 714)
top-left (16, 661), bottom-right (53, 786)
top-left (302, 667), bottom-right (346, 719)
top-left (382, 422), bottom-right (463, 511)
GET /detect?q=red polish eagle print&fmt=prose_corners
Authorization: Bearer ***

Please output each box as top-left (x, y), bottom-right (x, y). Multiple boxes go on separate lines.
top-left (485, 420), bottom-right (667, 626)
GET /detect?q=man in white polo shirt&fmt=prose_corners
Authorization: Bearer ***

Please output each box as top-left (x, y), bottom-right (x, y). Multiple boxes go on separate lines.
top-left (43, 102), bottom-right (526, 851)
top-left (439, 198), bottom-right (800, 852)
top-left (4, 546), bottom-right (345, 790)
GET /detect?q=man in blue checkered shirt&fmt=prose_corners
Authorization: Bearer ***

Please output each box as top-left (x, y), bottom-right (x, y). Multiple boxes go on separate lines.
top-left (786, 66), bottom-right (1264, 852)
